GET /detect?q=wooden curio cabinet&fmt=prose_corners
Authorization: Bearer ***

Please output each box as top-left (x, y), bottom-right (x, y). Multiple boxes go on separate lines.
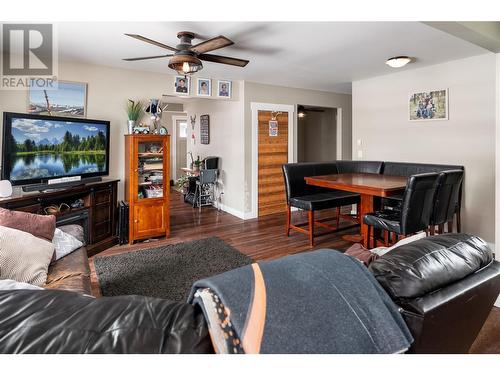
top-left (125, 134), bottom-right (170, 244)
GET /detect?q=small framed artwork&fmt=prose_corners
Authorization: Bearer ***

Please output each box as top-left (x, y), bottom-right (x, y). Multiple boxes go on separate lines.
top-left (217, 80), bottom-right (231, 98)
top-left (28, 80), bottom-right (87, 117)
top-left (409, 89), bottom-right (448, 121)
top-left (175, 76), bottom-right (190, 95)
top-left (197, 78), bottom-right (211, 97)
top-left (200, 114), bottom-right (210, 144)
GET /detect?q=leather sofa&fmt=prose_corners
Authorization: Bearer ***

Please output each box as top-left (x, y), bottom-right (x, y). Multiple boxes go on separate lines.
top-left (44, 225), bottom-right (92, 295)
top-left (0, 234), bottom-right (498, 354)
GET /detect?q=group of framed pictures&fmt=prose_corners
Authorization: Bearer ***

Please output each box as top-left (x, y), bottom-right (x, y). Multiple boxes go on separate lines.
top-left (174, 76), bottom-right (232, 98)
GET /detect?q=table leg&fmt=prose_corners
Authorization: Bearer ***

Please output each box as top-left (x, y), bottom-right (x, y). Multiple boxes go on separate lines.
top-left (359, 194), bottom-right (374, 248)
top-left (342, 193), bottom-right (374, 247)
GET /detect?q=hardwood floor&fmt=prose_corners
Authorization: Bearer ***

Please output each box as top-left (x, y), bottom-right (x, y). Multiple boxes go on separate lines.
top-left (89, 189), bottom-right (500, 354)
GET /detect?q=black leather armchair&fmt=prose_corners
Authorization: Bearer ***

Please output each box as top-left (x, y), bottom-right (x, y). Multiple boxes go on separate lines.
top-left (370, 233), bottom-right (500, 353)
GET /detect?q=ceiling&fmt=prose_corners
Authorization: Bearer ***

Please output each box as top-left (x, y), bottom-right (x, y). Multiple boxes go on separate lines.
top-left (55, 22), bottom-right (490, 94)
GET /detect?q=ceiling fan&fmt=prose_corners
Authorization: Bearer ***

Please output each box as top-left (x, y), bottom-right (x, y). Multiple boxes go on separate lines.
top-left (123, 31), bottom-right (250, 75)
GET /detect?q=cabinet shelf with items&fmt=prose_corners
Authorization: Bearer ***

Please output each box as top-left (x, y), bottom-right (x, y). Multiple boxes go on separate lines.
top-left (125, 134), bottom-right (170, 244)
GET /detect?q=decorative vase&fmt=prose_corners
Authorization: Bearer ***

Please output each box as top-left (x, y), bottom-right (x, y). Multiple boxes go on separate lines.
top-left (127, 120), bottom-right (136, 134)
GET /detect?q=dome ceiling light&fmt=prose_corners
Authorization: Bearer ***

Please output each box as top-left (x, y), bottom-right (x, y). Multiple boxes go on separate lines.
top-left (385, 56), bottom-right (412, 68)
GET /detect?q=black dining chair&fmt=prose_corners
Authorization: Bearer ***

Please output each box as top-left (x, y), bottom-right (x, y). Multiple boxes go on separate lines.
top-left (429, 170), bottom-right (464, 235)
top-left (364, 172), bottom-right (440, 248)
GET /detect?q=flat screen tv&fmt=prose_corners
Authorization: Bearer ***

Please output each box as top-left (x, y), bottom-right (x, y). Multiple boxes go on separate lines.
top-left (1, 112), bottom-right (110, 186)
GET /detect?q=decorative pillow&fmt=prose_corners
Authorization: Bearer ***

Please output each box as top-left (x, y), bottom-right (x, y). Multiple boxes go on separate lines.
top-left (52, 228), bottom-right (83, 260)
top-left (0, 279), bottom-right (44, 290)
top-left (0, 225), bottom-right (55, 286)
top-left (0, 207), bottom-right (56, 241)
top-left (370, 231), bottom-right (427, 257)
top-left (58, 224), bottom-right (85, 244)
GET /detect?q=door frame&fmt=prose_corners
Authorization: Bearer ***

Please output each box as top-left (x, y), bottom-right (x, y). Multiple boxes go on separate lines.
top-left (171, 114), bottom-right (188, 181)
top-left (250, 102), bottom-right (295, 219)
top-left (336, 108), bottom-right (343, 160)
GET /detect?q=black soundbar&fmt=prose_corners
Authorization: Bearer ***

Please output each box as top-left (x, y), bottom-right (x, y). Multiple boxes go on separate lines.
top-left (22, 176), bottom-right (103, 192)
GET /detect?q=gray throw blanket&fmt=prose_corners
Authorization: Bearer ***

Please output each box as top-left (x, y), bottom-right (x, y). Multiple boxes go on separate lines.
top-left (188, 249), bottom-right (413, 354)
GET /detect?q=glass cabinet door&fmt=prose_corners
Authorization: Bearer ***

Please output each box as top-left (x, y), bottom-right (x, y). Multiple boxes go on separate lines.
top-left (136, 140), bottom-right (164, 200)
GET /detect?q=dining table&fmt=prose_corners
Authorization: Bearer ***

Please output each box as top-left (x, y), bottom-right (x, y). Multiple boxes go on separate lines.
top-left (304, 173), bottom-right (408, 247)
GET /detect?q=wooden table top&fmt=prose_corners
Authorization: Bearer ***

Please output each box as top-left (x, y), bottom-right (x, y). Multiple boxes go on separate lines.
top-left (305, 173), bottom-right (408, 197)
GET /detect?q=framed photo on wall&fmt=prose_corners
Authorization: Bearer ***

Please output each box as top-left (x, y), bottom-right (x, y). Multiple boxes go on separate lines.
top-left (28, 80), bottom-right (88, 117)
top-left (175, 76), bottom-right (190, 96)
top-left (197, 78), bottom-right (211, 97)
top-left (409, 89), bottom-right (448, 121)
top-left (217, 80), bottom-right (231, 98)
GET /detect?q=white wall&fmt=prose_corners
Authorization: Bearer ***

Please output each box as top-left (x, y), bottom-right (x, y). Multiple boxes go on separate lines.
top-left (183, 81), bottom-right (245, 216)
top-left (353, 53), bottom-right (496, 244)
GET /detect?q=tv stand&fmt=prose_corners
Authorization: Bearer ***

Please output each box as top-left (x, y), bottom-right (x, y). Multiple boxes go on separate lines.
top-left (22, 176), bottom-right (103, 192)
top-left (0, 178), bottom-right (119, 256)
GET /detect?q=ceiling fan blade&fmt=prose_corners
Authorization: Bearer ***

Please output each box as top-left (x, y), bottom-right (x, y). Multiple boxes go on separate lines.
top-left (123, 54), bottom-right (173, 61)
top-left (125, 34), bottom-right (178, 52)
top-left (199, 53), bottom-right (249, 67)
top-left (190, 35), bottom-right (234, 54)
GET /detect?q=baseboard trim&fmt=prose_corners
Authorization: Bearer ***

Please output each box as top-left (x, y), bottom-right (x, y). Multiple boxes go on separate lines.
top-left (495, 295), bottom-right (500, 308)
top-left (218, 203), bottom-right (246, 220)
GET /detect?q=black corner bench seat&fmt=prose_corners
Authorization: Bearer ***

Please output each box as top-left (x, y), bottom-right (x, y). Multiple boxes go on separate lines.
top-left (290, 191), bottom-right (359, 211)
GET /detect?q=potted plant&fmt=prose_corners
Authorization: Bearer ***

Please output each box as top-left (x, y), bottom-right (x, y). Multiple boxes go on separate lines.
top-left (126, 100), bottom-right (143, 133)
top-left (176, 175), bottom-right (189, 195)
top-left (193, 156), bottom-right (202, 172)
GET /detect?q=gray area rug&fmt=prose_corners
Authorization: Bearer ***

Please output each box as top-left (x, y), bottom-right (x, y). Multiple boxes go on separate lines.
top-left (94, 237), bottom-right (253, 302)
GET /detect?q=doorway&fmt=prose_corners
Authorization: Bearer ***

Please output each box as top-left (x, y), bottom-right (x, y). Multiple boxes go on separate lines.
top-left (172, 116), bottom-right (188, 181)
top-left (297, 105), bottom-right (337, 162)
top-left (251, 103), bottom-right (294, 218)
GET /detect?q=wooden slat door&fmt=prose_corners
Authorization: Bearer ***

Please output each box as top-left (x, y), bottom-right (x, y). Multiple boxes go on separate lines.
top-left (258, 111), bottom-right (288, 216)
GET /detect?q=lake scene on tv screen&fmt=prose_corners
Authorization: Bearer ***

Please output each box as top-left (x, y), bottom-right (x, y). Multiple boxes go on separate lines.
top-left (8, 117), bottom-right (107, 181)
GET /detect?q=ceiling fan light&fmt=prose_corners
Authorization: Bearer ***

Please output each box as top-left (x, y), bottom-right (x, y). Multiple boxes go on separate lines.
top-left (385, 56), bottom-right (411, 68)
top-left (168, 54), bottom-right (203, 75)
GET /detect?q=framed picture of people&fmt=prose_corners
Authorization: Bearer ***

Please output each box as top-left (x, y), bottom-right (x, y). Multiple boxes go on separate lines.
top-left (197, 78), bottom-right (211, 97)
top-left (409, 89), bottom-right (448, 121)
top-left (217, 80), bottom-right (231, 99)
top-left (175, 76), bottom-right (190, 96)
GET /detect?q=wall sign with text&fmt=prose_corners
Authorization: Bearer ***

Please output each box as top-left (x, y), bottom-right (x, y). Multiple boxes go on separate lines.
top-left (269, 120), bottom-right (278, 137)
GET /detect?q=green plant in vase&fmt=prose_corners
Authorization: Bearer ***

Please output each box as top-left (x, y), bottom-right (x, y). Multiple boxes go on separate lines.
top-left (126, 100), bottom-right (143, 133)
top-left (193, 156), bottom-right (202, 172)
